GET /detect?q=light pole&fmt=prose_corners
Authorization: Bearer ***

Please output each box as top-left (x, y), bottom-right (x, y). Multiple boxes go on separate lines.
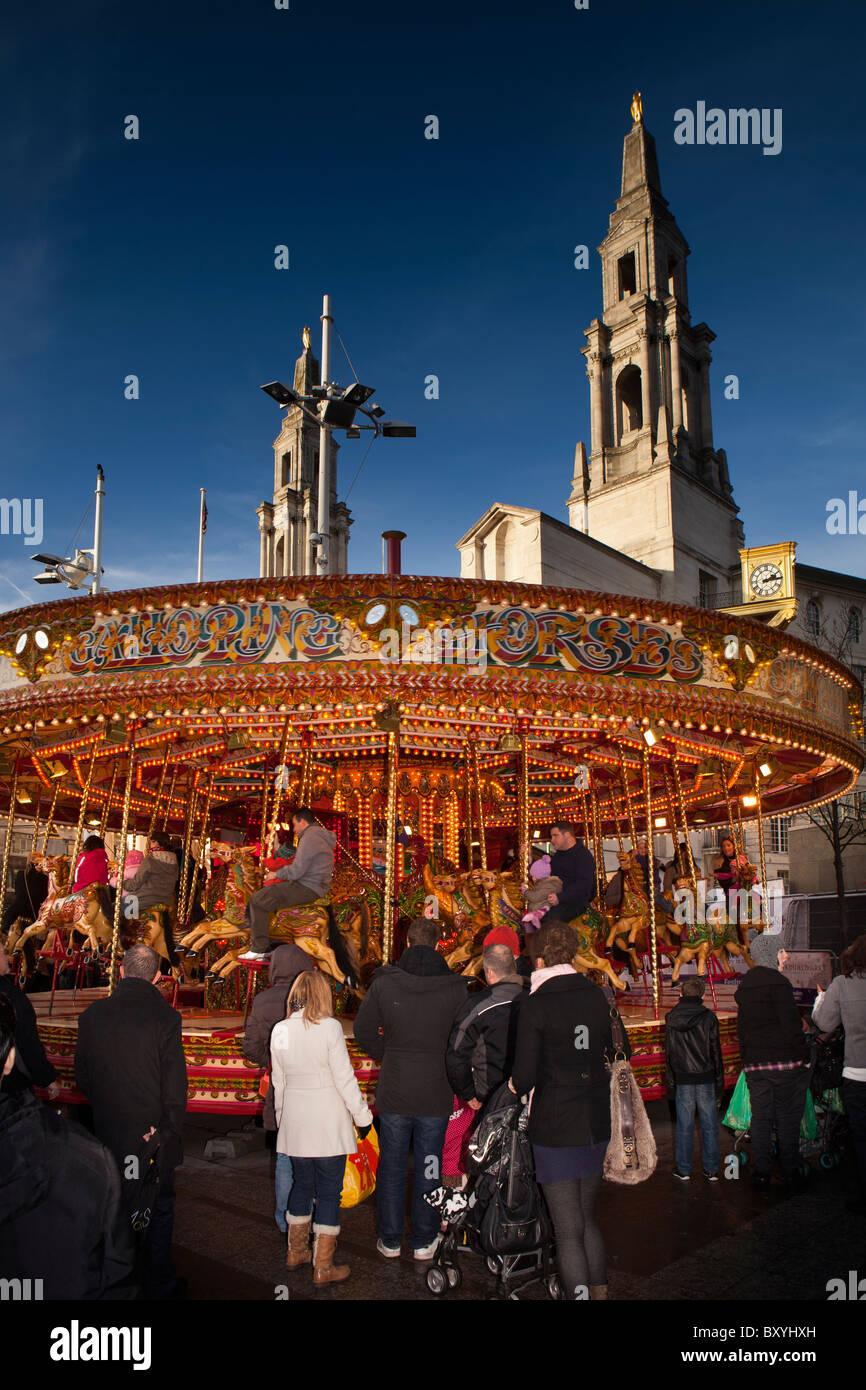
top-left (92, 465), bottom-right (105, 595)
top-left (31, 466), bottom-right (105, 592)
top-left (317, 294), bottom-right (333, 575)
top-left (261, 295), bottom-right (415, 579)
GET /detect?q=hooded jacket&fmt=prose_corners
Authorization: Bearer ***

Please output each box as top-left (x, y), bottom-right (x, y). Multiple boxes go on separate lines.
top-left (274, 823), bottom-right (336, 899)
top-left (664, 996), bottom-right (724, 1093)
top-left (0, 1089), bottom-right (136, 1299)
top-left (123, 849), bottom-right (180, 914)
top-left (242, 944), bottom-right (314, 1129)
top-left (72, 847), bottom-right (110, 891)
top-left (812, 972), bottom-right (866, 1071)
top-left (2, 862), bottom-right (49, 931)
top-left (735, 966), bottom-right (808, 1065)
top-left (353, 947), bottom-right (468, 1116)
top-left (446, 974), bottom-right (527, 1104)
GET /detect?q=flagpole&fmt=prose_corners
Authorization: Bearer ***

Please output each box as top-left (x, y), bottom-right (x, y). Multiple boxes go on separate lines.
top-left (197, 488), bottom-right (206, 582)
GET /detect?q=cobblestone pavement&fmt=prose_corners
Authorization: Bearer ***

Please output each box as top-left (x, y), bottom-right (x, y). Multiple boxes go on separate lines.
top-left (170, 1101), bottom-right (866, 1302)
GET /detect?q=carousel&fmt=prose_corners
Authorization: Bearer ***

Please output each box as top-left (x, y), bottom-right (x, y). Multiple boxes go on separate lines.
top-left (0, 570), bottom-right (862, 1109)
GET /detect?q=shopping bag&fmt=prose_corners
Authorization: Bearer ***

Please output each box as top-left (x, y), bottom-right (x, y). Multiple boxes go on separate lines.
top-left (800, 1088), bottom-right (818, 1142)
top-left (722, 1070), bottom-right (751, 1132)
top-left (340, 1127), bottom-right (379, 1208)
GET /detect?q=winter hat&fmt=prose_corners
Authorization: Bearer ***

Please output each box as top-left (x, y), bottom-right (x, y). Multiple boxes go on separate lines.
top-left (749, 930), bottom-right (783, 969)
top-left (483, 925), bottom-right (520, 957)
top-left (122, 849), bottom-right (144, 880)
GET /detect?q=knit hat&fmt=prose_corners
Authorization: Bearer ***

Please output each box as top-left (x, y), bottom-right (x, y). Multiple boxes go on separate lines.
top-left (483, 925), bottom-right (520, 957)
top-left (122, 849), bottom-right (144, 880)
top-left (749, 930), bottom-right (783, 969)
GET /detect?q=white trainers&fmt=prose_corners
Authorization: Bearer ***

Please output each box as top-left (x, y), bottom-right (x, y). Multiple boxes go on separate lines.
top-left (376, 1239), bottom-right (401, 1258)
top-left (413, 1235), bottom-right (442, 1261)
top-left (237, 950), bottom-right (268, 962)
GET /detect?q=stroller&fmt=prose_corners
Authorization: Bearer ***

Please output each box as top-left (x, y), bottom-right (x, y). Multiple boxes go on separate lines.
top-left (422, 1083), bottom-right (562, 1300)
top-left (802, 1026), bottom-right (848, 1172)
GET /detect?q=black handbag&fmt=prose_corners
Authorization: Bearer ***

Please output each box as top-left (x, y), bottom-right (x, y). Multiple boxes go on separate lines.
top-left (478, 1120), bottom-right (549, 1257)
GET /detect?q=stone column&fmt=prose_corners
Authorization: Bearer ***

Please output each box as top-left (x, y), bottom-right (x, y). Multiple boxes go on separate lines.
top-left (637, 328), bottom-right (652, 429)
top-left (589, 353), bottom-right (604, 455)
top-left (669, 331), bottom-right (683, 432)
top-left (699, 353), bottom-right (714, 449)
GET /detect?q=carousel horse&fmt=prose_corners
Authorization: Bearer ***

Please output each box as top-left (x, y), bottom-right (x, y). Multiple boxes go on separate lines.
top-left (9, 855), bottom-right (113, 960)
top-left (445, 868), bottom-right (525, 976)
top-left (123, 906), bottom-right (183, 979)
top-left (180, 842), bottom-right (369, 985)
top-left (604, 850), bottom-right (651, 952)
top-left (570, 902), bottom-right (627, 991)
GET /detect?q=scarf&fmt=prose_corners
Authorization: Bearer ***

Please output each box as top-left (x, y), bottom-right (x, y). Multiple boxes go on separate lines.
top-left (529, 962), bottom-right (576, 995)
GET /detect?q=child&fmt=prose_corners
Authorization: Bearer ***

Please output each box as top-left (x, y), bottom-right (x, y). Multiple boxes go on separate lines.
top-left (521, 874), bottom-right (563, 934)
top-left (664, 977), bottom-right (724, 1180)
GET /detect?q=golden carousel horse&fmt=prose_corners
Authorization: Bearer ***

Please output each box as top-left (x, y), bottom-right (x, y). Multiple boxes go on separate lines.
top-left (8, 855), bottom-right (113, 963)
top-left (570, 901), bottom-right (627, 991)
top-left (671, 866), bottom-right (758, 980)
top-left (178, 842), bottom-right (370, 985)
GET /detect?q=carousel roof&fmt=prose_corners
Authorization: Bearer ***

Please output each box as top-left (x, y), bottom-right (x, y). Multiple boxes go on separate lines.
top-left (0, 574), bottom-right (861, 837)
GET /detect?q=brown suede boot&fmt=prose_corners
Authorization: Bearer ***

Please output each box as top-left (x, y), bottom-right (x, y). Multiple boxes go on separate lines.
top-left (589, 1284), bottom-right (609, 1300)
top-left (312, 1229), bottom-right (350, 1285)
top-left (285, 1218), bottom-right (312, 1268)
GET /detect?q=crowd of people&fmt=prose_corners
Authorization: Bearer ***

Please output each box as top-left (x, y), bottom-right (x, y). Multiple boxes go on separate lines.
top-left (1, 812), bottom-right (865, 1302)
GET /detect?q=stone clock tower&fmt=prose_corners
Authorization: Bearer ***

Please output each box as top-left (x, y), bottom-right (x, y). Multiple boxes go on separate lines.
top-left (567, 99), bottom-right (744, 606)
top-left (256, 331), bottom-right (352, 578)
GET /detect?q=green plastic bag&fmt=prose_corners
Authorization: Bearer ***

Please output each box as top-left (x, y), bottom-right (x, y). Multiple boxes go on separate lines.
top-left (723, 1069), bottom-right (818, 1140)
top-left (723, 1070), bottom-right (751, 1132)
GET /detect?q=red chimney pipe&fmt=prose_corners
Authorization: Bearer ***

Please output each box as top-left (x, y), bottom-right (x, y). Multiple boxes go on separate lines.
top-left (381, 530), bottom-right (407, 576)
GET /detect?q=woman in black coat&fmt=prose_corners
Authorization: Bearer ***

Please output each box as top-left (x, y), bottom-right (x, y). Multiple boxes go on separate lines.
top-left (510, 921), bottom-right (630, 1301)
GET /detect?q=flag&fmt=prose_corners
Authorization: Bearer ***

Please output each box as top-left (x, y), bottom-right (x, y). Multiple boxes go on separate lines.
top-left (201, 496), bottom-right (208, 534)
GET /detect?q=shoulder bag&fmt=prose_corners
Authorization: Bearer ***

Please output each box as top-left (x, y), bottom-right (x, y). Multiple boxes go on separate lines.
top-left (602, 992), bottom-right (657, 1185)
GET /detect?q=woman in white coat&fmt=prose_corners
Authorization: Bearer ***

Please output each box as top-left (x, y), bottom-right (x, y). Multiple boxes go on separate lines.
top-left (270, 970), bottom-right (374, 1284)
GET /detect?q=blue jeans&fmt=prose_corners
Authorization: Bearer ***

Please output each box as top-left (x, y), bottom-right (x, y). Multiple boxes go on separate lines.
top-left (675, 1083), bottom-right (720, 1175)
top-left (287, 1155), bottom-right (346, 1230)
top-left (275, 1154), bottom-right (294, 1233)
top-left (377, 1113), bottom-right (449, 1250)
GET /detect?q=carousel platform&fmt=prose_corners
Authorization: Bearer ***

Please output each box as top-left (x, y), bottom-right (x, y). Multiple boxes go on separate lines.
top-left (32, 981), bottom-right (742, 1114)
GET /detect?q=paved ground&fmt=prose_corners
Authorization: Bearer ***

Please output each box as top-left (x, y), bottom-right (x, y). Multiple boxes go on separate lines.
top-left (169, 1102), bottom-right (865, 1302)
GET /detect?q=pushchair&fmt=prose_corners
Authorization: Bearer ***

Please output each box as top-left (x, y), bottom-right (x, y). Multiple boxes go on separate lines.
top-left (422, 1083), bottom-right (562, 1300)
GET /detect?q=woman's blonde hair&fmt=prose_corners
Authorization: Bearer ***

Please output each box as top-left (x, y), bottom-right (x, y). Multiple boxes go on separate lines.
top-left (286, 969), bottom-right (332, 1026)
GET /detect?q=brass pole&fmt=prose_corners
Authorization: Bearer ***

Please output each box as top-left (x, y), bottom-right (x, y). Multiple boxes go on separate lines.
top-left (268, 715), bottom-right (294, 857)
top-left (147, 742), bottom-right (171, 841)
top-left (29, 787), bottom-right (43, 855)
top-left (462, 750), bottom-right (474, 869)
top-left (754, 772), bottom-right (769, 929)
top-left (69, 742), bottom-right (99, 882)
top-left (183, 769), bottom-right (213, 923)
top-left (259, 757), bottom-right (271, 851)
top-left (41, 778), bottom-right (61, 854)
top-left (720, 757), bottom-right (743, 857)
top-left (176, 776), bottom-right (197, 921)
top-left (469, 738), bottom-right (487, 871)
top-left (99, 761), bottom-right (119, 839)
top-left (0, 757), bottom-right (20, 918)
top-left (670, 756), bottom-right (698, 883)
top-left (108, 730), bottom-right (137, 992)
top-left (518, 731), bottom-right (529, 884)
top-left (383, 729), bottom-right (399, 963)
top-left (617, 745), bottom-right (638, 847)
top-left (642, 741), bottom-right (660, 1015)
top-left (161, 766), bottom-right (179, 832)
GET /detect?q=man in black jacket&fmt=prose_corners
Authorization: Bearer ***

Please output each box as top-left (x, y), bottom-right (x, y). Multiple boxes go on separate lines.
top-left (241, 943), bottom-right (313, 1232)
top-left (354, 918), bottom-right (467, 1261)
top-left (75, 944), bottom-right (188, 1298)
top-left (665, 977), bottom-right (724, 1180)
top-left (545, 821), bottom-right (596, 924)
top-left (0, 945), bottom-right (59, 1099)
top-left (446, 943), bottom-right (526, 1110)
top-left (735, 931), bottom-right (809, 1191)
top-left (0, 996), bottom-right (136, 1299)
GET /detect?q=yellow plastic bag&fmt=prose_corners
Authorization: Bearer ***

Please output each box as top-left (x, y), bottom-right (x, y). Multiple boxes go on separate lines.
top-left (340, 1127), bottom-right (379, 1208)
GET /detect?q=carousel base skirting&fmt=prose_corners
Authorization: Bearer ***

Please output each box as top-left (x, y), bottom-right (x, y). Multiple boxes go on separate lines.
top-left (32, 988), bottom-right (741, 1113)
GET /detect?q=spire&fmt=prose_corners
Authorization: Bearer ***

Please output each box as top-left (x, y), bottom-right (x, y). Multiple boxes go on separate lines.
top-left (293, 326), bottom-right (320, 395)
top-left (620, 116), bottom-right (663, 199)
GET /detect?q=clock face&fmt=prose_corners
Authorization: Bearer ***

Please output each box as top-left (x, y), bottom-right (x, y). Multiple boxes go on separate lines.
top-left (750, 563), bottom-right (783, 598)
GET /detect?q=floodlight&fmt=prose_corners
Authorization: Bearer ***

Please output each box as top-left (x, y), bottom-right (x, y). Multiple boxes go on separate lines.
top-left (381, 421), bottom-right (416, 438)
top-left (260, 381), bottom-right (299, 407)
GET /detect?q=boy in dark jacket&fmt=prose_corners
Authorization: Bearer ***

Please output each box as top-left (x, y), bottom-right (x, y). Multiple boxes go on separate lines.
top-left (241, 943), bottom-right (312, 1232)
top-left (665, 977), bottom-right (724, 1180)
top-left (735, 931), bottom-right (809, 1190)
top-left (354, 918), bottom-right (467, 1261)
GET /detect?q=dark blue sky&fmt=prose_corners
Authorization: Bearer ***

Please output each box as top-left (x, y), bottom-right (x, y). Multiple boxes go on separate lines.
top-left (1, 0), bottom-right (864, 610)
